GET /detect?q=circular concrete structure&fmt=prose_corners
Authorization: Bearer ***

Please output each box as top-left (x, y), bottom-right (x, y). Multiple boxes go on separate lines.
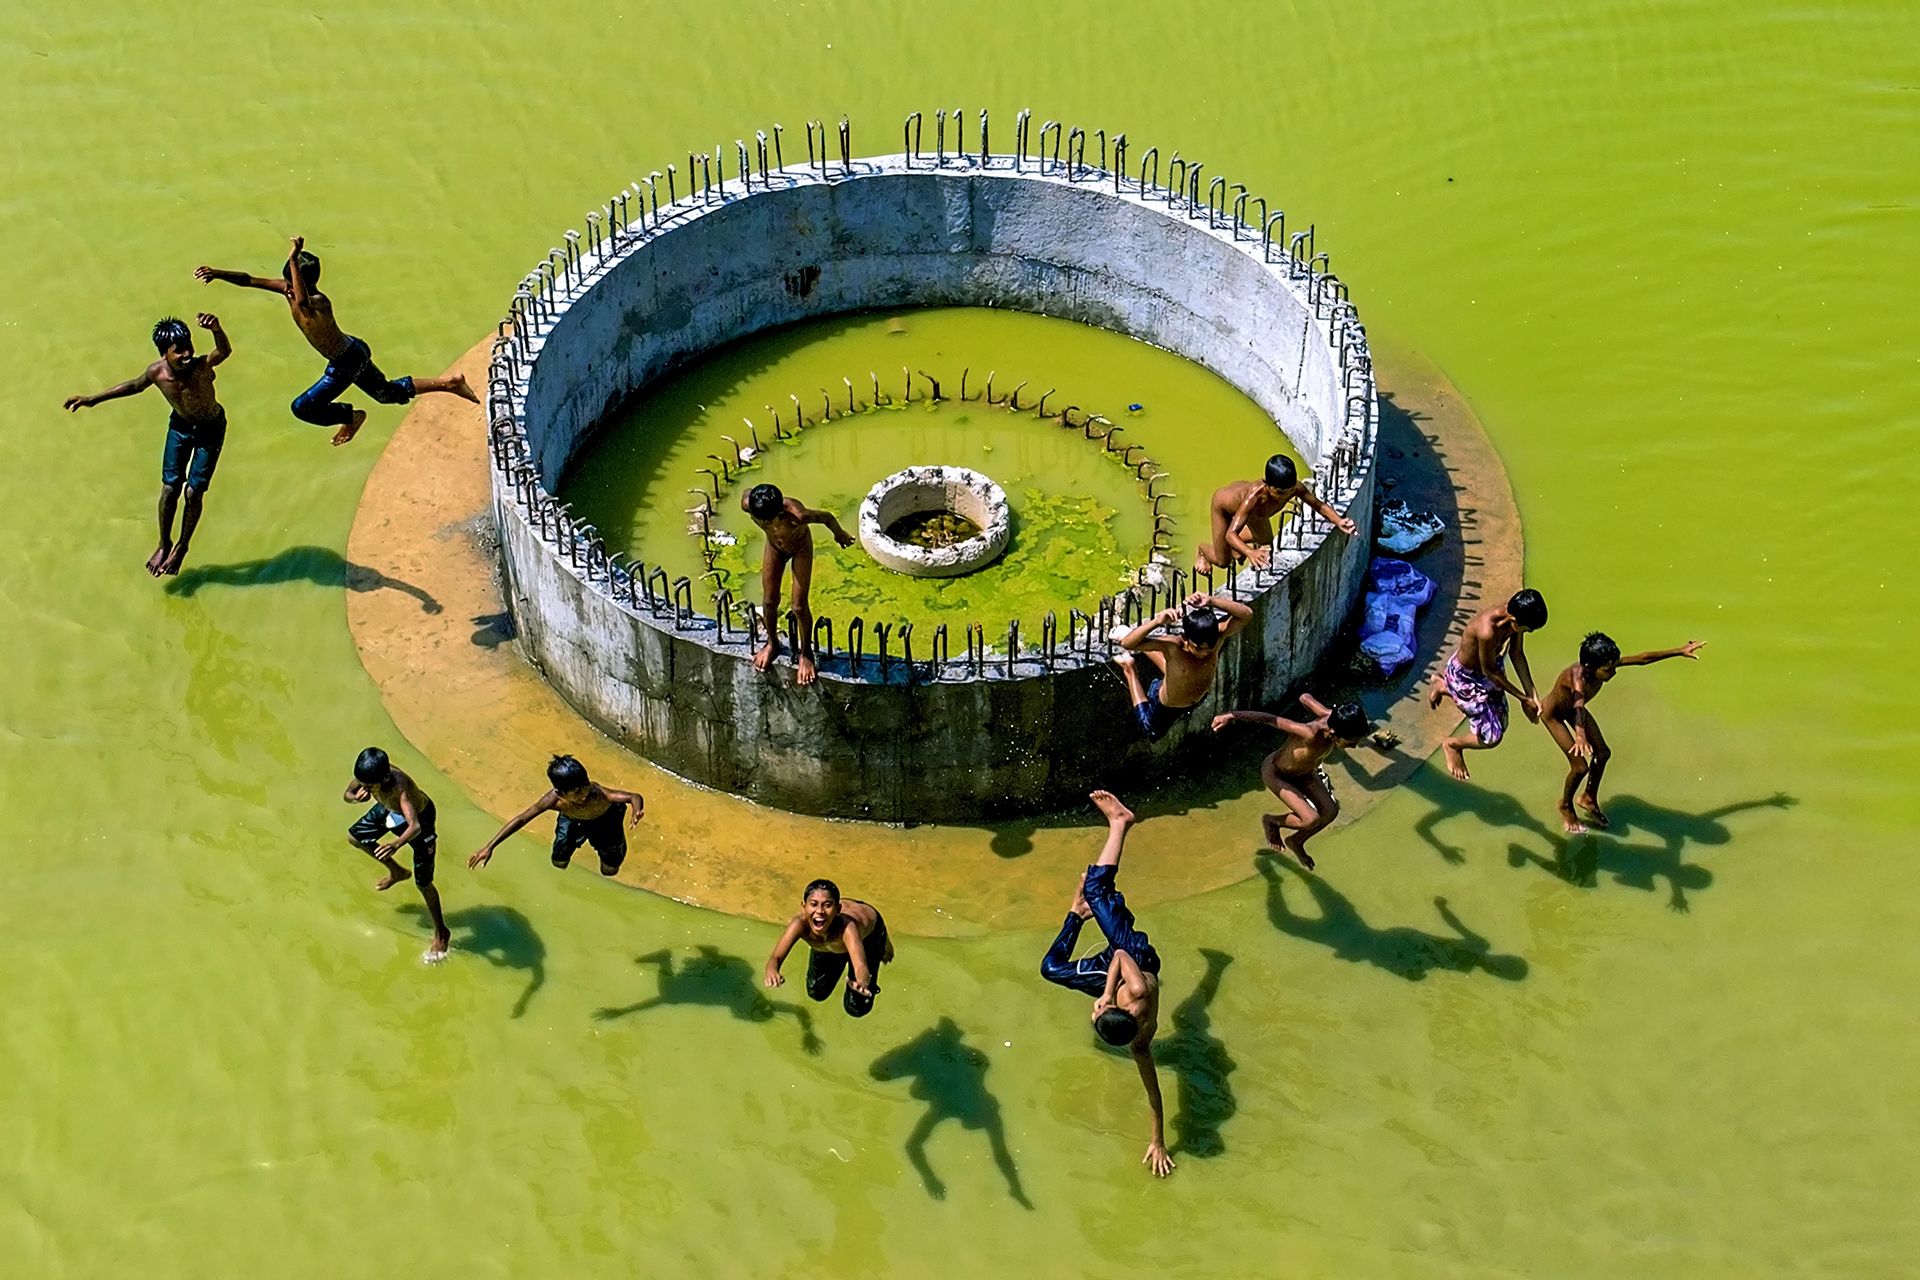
top-left (484, 118), bottom-right (1379, 821)
top-left (859, 466), bottom-right (1010, 577)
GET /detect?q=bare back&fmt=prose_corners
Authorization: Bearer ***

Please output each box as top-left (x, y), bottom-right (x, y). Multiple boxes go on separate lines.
top-left (553, 782), bottom-right (617, 822)
top-left (289, 289), bottom-right (351, 360)
top-left (370, 765), bottom-right (432, 817)
top-left (1454, 609), bottom-right (1517, 675)
top-left (1155, 644), bottom-right (1225, 707)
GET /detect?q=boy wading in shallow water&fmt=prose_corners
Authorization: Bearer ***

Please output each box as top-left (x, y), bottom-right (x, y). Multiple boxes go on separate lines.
top-left (195, 236), bottom-right (476, 446)
top-left (740, 483), bottom-right (854, 686)
top-left (64, 314), bottom-right (233, 576)
top-left (1212, 695), bottom-right (1375, 870)
top-left (468, 754), bottom-right (646, 876)
top-left (1040, 791), bottom-right (1175, 1178)
top-left (1115, 591), bottom-right (1254, 739)
top-left (1194, 453), bottom-right (1356, 575)
top-left (764, 879), bottom-right (893, 1018)
top-left (1542, 632), bottom-right (1705, 833)
top-left (343, 747), bottom-right (450, 961)
top-left (1428, 588), bottom-right (1549, 781)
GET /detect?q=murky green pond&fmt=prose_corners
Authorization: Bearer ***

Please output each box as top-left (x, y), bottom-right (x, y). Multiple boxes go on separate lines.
top-left (4, 2), bottom-right (1916, 1277)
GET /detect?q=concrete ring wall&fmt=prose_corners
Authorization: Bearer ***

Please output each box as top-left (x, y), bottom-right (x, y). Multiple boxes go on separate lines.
top-left (860, 467), bottom-right (1010, 577)
top-left (485, 134), bottom-right (1378, 822)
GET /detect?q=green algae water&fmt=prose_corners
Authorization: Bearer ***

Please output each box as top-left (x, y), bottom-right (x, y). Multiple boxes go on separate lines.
top-left (562, 309), bottom-right (1291, 638)
top-left (4, 3), bottom-right (1918, 1277)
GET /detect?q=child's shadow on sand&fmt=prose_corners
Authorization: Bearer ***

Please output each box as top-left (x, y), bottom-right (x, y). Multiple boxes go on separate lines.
top-left (1259, 861), bottom-right (1528, 981)
top-left (869, 1018), bottom-right (1032, 1208)
top-left (593, 947), bottom-right (821, 1054)
top-left (400, 903), bottom-right (547, 1017)
top-left (166, 545), bottom-right (440, 614)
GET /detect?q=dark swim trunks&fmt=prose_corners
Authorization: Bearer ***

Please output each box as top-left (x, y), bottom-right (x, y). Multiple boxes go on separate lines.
top-left (161, 407), bottom-right (227, 490)
top-left (552, 802), bottom-right (629, 874)
top-left (1133, 677), bottom-right (1197, 740)
top-left (1039, 863), bottom-right (1163, 997)
top-left (348, 800), bottom-right (439, 885)
top-left (290, 336), bottom-right (415, 428)
top-left (805, 910), bottom-right (890, 1018)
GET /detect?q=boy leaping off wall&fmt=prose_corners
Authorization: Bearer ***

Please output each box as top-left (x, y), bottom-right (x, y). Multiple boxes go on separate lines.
top-left (1114, 591), bottom-right (1253, 740)
top-left (1428, 589), bottom-right (1549, 781)
top-left (468, 755), bottom-right (645, 877)
top-left (1540, 633), bottom-right (1705, 832)
top-left (1212, 695), bottom-right (1375, 870)
top-left (196, 237), bottom-right (476, 445)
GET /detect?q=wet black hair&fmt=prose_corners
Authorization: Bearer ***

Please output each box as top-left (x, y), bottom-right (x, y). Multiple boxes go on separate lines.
top-left (281, 250), bottom-right (321, 290)
top-left (1264, 454), bottom-right (1298, 489)
top-left (803, 878), bottom-right (840, 903)
top-left (1329, 701), bottom-right (1374, 741)
top-left (354, 746), bottom-right (392, 786)
top-left (1580, 631), bottom-right (1622, 672)
top-left (1095, 1008), bottom-right (1139, 1046)
top-left (547, 754), bottom-right (590, 792)
top-left (1508, 589), bottom-right (1548, 631)
top-left (1181, 607), bottom-right (1222, 648)
top-left (746, 483), bottom-right (785, 520)
top-left (152, 317), bottom-right (192, 354)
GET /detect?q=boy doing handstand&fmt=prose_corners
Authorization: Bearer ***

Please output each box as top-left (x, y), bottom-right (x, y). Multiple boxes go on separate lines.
top-left (1115, 591), bottom-right (1254, 739)
top-left (1541, 633), bottom-right (1705, 832)
top-left (1428, 588), bottom-right (1549, 781)
top-left (64, 314), bottom-right (233, 576)
top-left (1213, 695), bottom-right (1374, 870)
top-left (196, 237), bottom-right (476, 445)
top-left (764, 879), bottom-right (893, 1018)
top-left (342, 747), bottom-right (450, 961)
top-left (1194, 453), bottom-right (1357, 574)
top-left (468, 754), bottom-right (646, 876)
top-left (1040, 791), bottom-right (1174, 1178)
top-left (740, 483), bottom-right (854, 685)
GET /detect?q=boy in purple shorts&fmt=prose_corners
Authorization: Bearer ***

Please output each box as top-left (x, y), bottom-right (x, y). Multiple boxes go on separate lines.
top-left (1427, 588), bottom-right (1548, 780)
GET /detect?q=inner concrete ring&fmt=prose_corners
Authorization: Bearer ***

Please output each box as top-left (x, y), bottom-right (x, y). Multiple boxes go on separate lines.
top-left (486, 137), bottom-right (1377, 821)
top-left (859, 466), bottom-right (1011, 577)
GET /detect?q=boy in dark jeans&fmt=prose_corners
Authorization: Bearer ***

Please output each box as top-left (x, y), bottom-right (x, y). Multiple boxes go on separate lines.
top-left (468, 755), bottom-right (646, 876)
top-left (196, 236), bottom-right (476, 445)
top-left (343, 747), bottom-right (450, 962)
top-left (1040, 791), bottom-right (1174, 1178)
top-left (64, 314), bottom-right (233, 576)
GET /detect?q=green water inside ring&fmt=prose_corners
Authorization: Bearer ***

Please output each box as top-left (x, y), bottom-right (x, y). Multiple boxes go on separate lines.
top-left (562, 309), bottom-right (1293, 638)
top-left (888, 510), bottom-right (981, 549)
top-left (6, 2), bottom-right (1920, 1277)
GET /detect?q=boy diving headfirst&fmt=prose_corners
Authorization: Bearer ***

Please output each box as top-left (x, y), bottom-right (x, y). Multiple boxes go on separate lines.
top-left (1541, 633), bottom-right (1705, 832)
top-left (342, 747), bottom-right (450, 962)
top-left (1212, 694), bottom-right (1375, 870)
top-left (64, 314), bottom-right (233, 576)
top-left (1114, 591), bottom-right (1253, 739)
top-left (1039, 791), bottom-right (1174, 1178)
top-left (468, 754), bottom-right (645, 876)
top-left (1194, 453), bottom-right (1357, 575)
top-left (1428, 589), bottom-right (1549, 781)
top-left (195, 236), bottom-right (477, 445)
top-left (740, 483), bottom-right (855, 686)
top-left (763, 879), bottom-right (894, 1018)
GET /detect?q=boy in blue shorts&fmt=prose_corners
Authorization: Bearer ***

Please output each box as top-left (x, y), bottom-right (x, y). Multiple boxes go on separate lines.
top-left (468, 755), bottom-right (645, 877)
top-left (1114, 591), bottom-right (1253, 739)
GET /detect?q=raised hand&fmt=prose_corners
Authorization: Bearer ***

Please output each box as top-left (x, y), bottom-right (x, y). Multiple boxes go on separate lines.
top-left (196, 312), bottom-right (219, 330)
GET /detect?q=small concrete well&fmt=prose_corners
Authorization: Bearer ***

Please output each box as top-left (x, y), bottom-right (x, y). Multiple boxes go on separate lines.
top-left (484, 110), bottom-right (1379, 821)
top-left (859, 466), bottom-right (1011, 578)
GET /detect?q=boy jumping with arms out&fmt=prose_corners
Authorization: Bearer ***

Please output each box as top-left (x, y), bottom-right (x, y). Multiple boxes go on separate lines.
top-left (1212, 695), bottom-right (1375, 870)
top-left (740, 483), bottom-right (855, 686)
top-left (1115, 591), bottom-right (1254, 739)
top-left (1428, 588), bottom-right (1550, 781)
top-left (1194, 453), bottom-right (1357, 575)
top-left (195, 236), bottom-right (476, 446)
top-left (468, 754), bottom-right (645, 877)
top-left (1039, 791), bottom-right (1174, 1178)
top-left (342, 747), bottom-right (451, 962)
top-left (763, 879), bottom-right (894, 1019)
top-left (1542, 633), bottom-right (1705, 832)
top-left (64, 314), bottom-right (233, 576)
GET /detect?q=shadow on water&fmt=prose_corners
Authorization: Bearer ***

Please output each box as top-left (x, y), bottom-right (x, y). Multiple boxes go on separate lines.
top-left (1393, 761), bottom-right (1564, 866)
top-left (593, 946), bottom-right (822, 1055)
top-left (401, 903), bottom-right (546, 1018)
top-left (165, 545), bottom-right (441, 614)
top-left (1155, 948), bottom-right (1238, 1159)
top-left (869, 1017), bottom-right (1033, 1209)
top-left (1259, 860), bottom-right (1527, 982)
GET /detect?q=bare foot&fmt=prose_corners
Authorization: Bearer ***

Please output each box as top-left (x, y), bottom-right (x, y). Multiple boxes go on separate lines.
top-left (1427, 678), bottom-right (1445, 710)
top-left (796, 653), bottom-right (818, 685)
top-left (1089, 789), bottom-right (1135, 827)
top-left (374, 865), bottom-right (412, 891)
top-left (424, 933), bottom-right (451, 963)
top-left (160, 543), bottom-right (191, 576)
top-left (1282, 830), bottom-right (1316, 871)
top-left (1576, 796), bottom-right (1611, 828)
top-left (1442, 741), bottom-right (1470, 781)
top-left (146, 543), bottom-right (171, 577)
top-left (331, 408), bottom-right (368, 446)
top-left (1260, 812), bottom-right (1290, 852)
top-left (448, 373), bottom-right (480, 404)
top-left (1559, 806), bottom-right (1589, 835)
top-left (1069, 881), bottom-right (1092, 919)
top-left (753, 637), bottom-right (779, 672)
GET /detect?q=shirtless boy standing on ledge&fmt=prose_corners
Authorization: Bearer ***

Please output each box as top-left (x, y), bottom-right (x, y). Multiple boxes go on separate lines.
top-left (741, 483), bottom-right (855, 686)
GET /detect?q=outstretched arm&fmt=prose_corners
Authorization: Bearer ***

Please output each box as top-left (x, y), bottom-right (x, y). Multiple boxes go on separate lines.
top-left (1210, 708), bottom-right (1315, 738)
top-left (468, 791), bottom-right (558, 868)
top-left (199, 313), bottom-right (232, 366)
top-left (1620, 640), bottom-right (1706, 667)
top-left (800, 506), bottom-right (854, 547)
top-left (284, 237), bottom-right (314, 311)
top-left (63, 367), bottom-right (153, 411)
top-left (1133, 1046), bottom-right (1174, 1176)
top-left (764, 917), bottom-right (805, 986)
top-left (1297, 481), bottom-right (1358, 536)
top-left (194, 264), bottom-right (289, 294)
top-left (1121, 607), bottom-right (1180, 652)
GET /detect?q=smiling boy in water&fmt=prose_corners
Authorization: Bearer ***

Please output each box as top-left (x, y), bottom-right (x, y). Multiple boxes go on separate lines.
top-left (1114, 591), bottom-right (1254, 739)
top-left (1194, 453), bottom-right (1356, 574)
top-left (196, 236), bottom-right (476, 445)
top-left (64, 314), bottom-right (232, 576)
top-left (468, 754), bottom-right (645, 876)
top-left (763, 879), bottom-right (893, 1018)
top-left (1540, 632), bottom-right (1705, 832)
top-left (1212, 695), bottom-right (1374, 870)
top-left (740, 483), bottom-right (855, 685)
top-left (1427, 589), bottom-right (1549, 781)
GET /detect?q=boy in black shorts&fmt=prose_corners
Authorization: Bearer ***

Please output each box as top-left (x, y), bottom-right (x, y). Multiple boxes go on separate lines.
top-left (343, 746), bottom-right (450, 961)
top-left (468, 755), bottom-right (645, 877)
top-left (763, 879), bottom-right (893, 1018)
